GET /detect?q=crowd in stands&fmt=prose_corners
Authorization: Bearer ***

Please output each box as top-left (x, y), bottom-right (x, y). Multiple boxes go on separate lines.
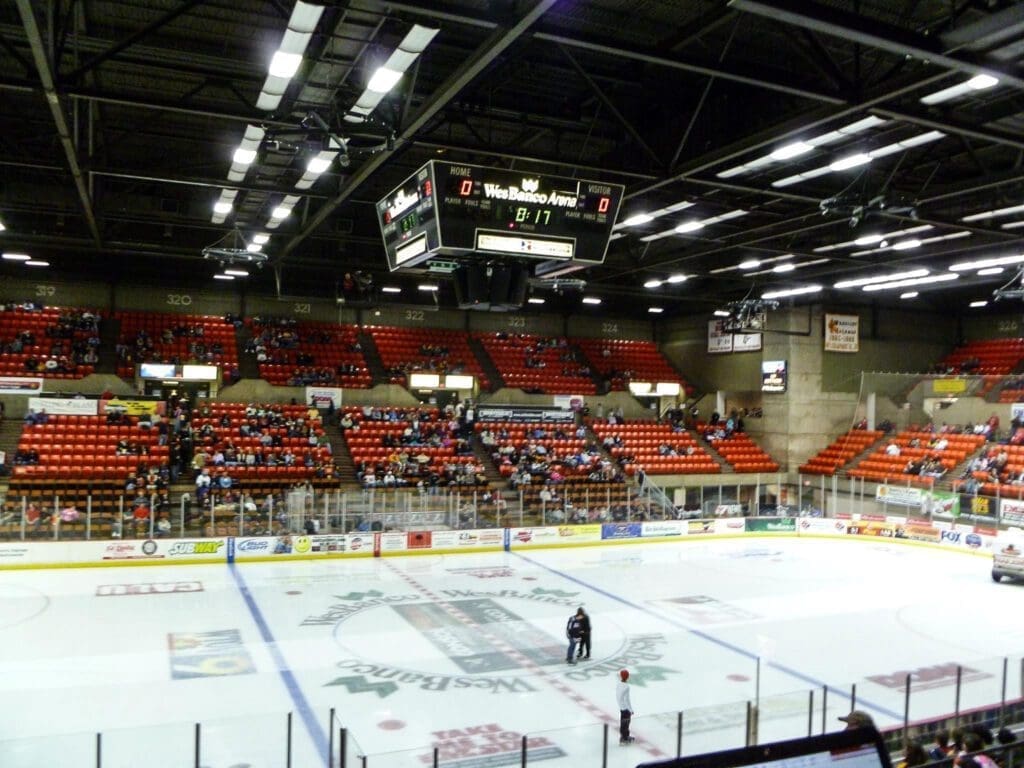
top-left (475, 333), bottom-right (595, 394)
top-left (245, 317), bottom-right (370, 387)
top-left (0, 305), bottom-right (100, 376)
top-left (114, 311), bottom-right (239, 382)
top-left (341, 403), bottom-right (485, 490)
top-left (481, 421), bottom-right (621, 487)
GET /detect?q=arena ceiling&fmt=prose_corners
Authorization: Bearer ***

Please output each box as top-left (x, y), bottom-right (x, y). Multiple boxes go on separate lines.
top-left (3, 0), bottom-right (1024, 319)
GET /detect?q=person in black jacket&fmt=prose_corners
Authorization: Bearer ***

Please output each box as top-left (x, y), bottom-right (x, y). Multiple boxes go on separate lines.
top-left (566, 609), bottom-right (584, 664)
top-left (575, 607), bottom-right (591, 660)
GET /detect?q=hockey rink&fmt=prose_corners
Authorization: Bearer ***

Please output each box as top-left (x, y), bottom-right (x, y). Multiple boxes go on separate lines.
top-left (1, 536), bottom-right (1021, 768)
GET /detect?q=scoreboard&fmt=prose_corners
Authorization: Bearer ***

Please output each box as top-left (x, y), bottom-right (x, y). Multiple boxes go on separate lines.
top-left (375, 160), bottom-right (624, 271)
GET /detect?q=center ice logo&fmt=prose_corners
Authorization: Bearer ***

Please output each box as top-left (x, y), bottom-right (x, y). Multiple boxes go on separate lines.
top-left (303, 587), bottom-right (672, 697)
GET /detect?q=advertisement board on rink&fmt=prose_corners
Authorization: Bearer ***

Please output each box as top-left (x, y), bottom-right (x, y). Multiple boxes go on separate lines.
top-left (1000, 498), bottom-right (1024, 526)
top-left (231, 534), bottom-right (365, 560)
top-left (797, 517), bottom-right (848, 535)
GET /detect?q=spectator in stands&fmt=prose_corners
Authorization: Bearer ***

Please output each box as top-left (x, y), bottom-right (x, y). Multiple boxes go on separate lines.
top-left (885, 441), bottom-right (901, 457)
top-left (838, 710), bottom-right (874, 730)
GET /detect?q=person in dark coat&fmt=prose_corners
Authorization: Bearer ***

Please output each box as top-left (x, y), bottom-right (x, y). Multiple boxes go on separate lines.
top-left (575, 607), bottom-right (591, 660)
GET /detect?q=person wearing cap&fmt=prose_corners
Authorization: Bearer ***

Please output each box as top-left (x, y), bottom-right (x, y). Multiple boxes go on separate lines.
top-left (839, 710), bottom-right (875, 730)
top-left (616, 669), bottom-right (635, 744)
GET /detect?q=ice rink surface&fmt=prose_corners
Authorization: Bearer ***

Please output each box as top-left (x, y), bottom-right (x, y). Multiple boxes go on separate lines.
top-left (1, 536), bottom-right (1021, 768)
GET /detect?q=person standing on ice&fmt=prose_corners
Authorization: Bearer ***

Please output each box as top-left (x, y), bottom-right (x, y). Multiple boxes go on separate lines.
top-left (575, 607), bottom-right (591, 660)
top-left (565, 608), bottom-right (583, 664)
top-left (617, 669), bottom-right (635, 744)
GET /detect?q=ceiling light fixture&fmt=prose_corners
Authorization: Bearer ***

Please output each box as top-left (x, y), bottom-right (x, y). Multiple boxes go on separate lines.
top-left (245, 243), bottom-right (262, 253)
top-left (252, 234), bottom-right (269, 245)
top-left (582, 296), bottom-right (602, 305)
top-left (643, 279), bottom-right (663, 289)
top-left (862, 273), bottom-right (958, 292)
top-left (418, 284), bottom-right (438, 292)
top-left (891, 239), bottom-right (921, 250)
top-left (770, 141), bottom-right (813, 160)
top-left (666, 274), bottom-right (687, 284)
top-left (829, 153), bottom-right (872, 172)
top-left (224, 269), bottom-right (249, 277)
top-left (346, 24), bottom-right (439, 122)
top-left (269, 51), bottom-right (302, 79)
top-left (977, 267), bottom-right (1004, 276)
top-left (306, 155), bottom-right (333, 175)
top-left (367, 66), bottom-right (403, 93)
top-left (761, 285), bottom-right (822, 299)
top-left (381, 286), bottom-right (402, 294)
top-left (233, 147), bottom-right (257, 166)
top-left (527, 297), bottom-right (545, 305)
top-left (622, 213), bottom-right (654, 227)
top-left (213, 274), bottom-right (235, 281)
top-left (948, 254), bottom-right (1024, 272)
top-left (962, 204), bottom-right (1024, 222)
top-left (738, 259), bottom-right (761, 270)
top-left (834, 268), bottom-right (929, 289)
top-left (675, 221), bottom-right (704, 234)
top-left (270, 206), bottom-right (291, 219)
top-left (2, 253), bottom-right (31, 261)
top-left (717, 116), bottom-right (885, 178)
top-left (773, 263), bottom-right (796, 273)
top-left (713, 310), bottom-right (731, 317)
top-left (969, 300), bottom-right (989, 308)
top-left (24, 260), bottom-right (49, 267)
top-left (900, 292), bottom-right (918, 299)
top-left (648, 307), bottom-right (664, 314)
top-left (213, 201), bottom-right (232, 215)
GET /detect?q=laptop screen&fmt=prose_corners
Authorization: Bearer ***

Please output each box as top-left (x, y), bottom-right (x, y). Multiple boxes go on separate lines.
top-left (637, 727), bottom-right (892, 768)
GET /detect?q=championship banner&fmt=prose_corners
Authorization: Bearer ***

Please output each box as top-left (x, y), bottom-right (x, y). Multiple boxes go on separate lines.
top-left (824, 313), bottom-right (859, 352)
top-left (0, 377), bottom-right (44, 395)
top-left (28, 396), bottom-right (97, 416)
top-left (305, 386), bottom-right (342, 408)
top-left (100, 397), bottom-right (167, 416)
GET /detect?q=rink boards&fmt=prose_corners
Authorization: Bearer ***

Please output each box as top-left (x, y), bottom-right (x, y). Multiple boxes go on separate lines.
top-left (0, 514), bottom-right (1004, 569)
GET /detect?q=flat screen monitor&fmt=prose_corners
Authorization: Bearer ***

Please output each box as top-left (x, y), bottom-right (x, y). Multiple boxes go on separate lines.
top-left (638, 727), bottom-right (891, 768)
top-left (139, 363), bottom-right (176, 379)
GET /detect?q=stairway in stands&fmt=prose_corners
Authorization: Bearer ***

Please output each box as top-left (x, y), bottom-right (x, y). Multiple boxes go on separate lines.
top-left (690, 430), bottom-right (731, 470)
top-left (0, 419), bottom-right (22, 498)
top-left (467, 336), bottom-right (504, 391)
top-left (234, 322), bottom-right (260, 380)
top-left (570, 340), bottom-right (606, 394)
top-left (95, 315), bottom-right (121, 375)
top-left (470, 435), bottom-right (506, 487)
top-left (324, 421), bottom-right (358, 485)
top-left (357, 330), bottom-right (388, 385)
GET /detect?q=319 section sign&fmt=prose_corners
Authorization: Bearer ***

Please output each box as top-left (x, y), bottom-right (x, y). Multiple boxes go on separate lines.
top-left (376, 160), bottom-right (624, 271)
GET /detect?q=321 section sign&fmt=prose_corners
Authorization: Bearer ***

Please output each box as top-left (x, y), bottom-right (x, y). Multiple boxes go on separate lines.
top-left (376, 160), bottom-right (624, 271)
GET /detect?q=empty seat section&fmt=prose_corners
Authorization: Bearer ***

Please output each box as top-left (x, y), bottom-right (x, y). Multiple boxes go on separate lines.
top-left (366, 326), bottom-right (489, 390)
top-left (936, 337), bottom-right (1024, 377)
top-left (700, 429), bottom-right (780, 472)
top-left (574, 337), bottom-right (691, 394)
top-left (115, 311), bottom-right (238, 382)
top-left (590, 420), bottom-right (719, 475)
top-left (0, 305), bottom-right (100, 378)
top-left (798, 429), bottom-right (883, 475)
top-left (474, 333), bottom-right (595, 394)
top-left (246, 318), bottom-right (371, 388)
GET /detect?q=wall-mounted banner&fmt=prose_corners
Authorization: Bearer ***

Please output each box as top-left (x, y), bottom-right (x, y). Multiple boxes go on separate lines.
top-left (28, 396), bottom-right (97, 416)
top-left (477, 406), bottom-right (575, 423)
top-left (0, 377), bottom-right (44, 395)
top-left (824, 313), bottom-right (859, 352)
top-left (305, 386), bottom-right (343, 408)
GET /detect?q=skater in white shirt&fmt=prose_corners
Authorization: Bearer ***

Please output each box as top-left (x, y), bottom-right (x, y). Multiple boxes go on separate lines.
top-left (616, 669), bottom-right (634, 744)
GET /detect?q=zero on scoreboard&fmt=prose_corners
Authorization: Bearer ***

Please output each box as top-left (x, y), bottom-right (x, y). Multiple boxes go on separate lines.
top-left (376, 160), bottom-right (625, 271)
